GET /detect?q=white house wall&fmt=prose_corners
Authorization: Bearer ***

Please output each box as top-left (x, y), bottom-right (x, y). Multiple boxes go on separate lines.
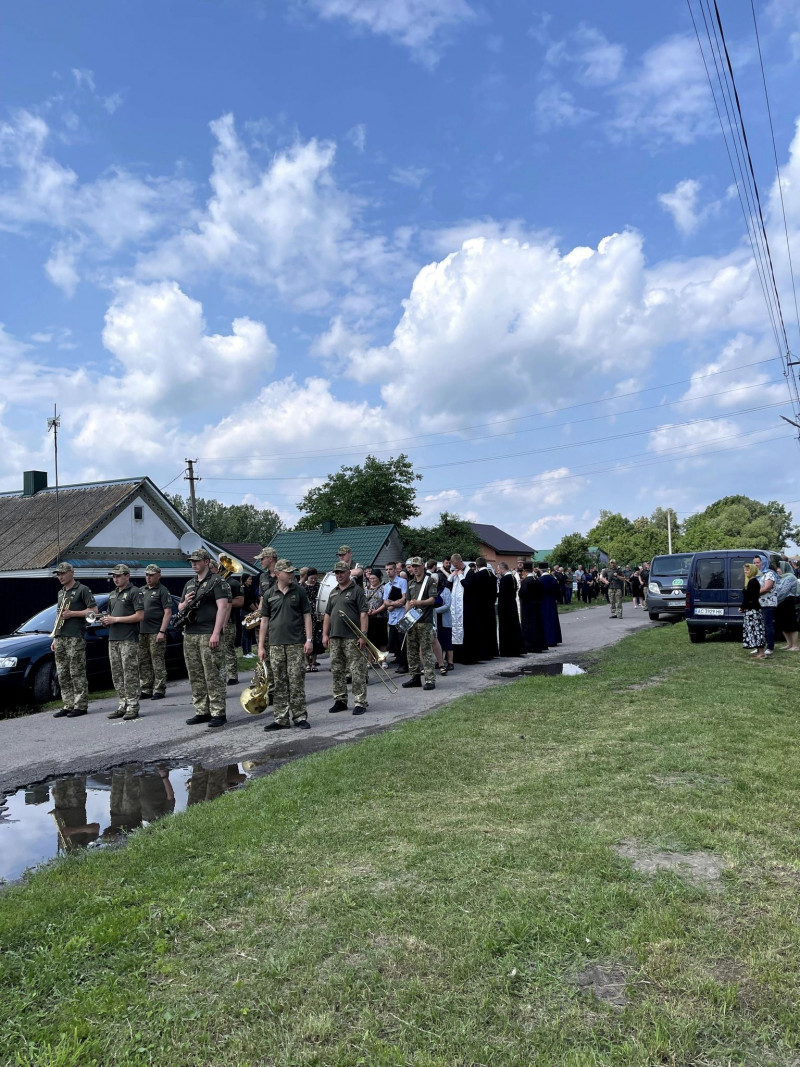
top-left (86, 497), bottom-right (180, 550)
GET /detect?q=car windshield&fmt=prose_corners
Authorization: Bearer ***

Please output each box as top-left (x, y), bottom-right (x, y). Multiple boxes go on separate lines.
top-left (17, 594), bottom-right (109, 633)
top-left (651, 554), bottom-right (693, 578)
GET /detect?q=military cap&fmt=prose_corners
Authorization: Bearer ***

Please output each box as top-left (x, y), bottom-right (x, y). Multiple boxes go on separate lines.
top-left (333, 560), bottom-right (351, 573)
top-left (187, 548), bottom-right (211, 562)
top-left (254, 546), bottom-right (277, 560)
top-left (337, 544), bottom-right (352, 554)
top-left (144, 564), bottom-right (162, 574)
top-left (407, 556), bottom-right (424, 566)
top-left (110, 564), bottom-right (131, 575)
top-left (275, 559), bottom-right (295, 573)
top-left (53, 562), bottom-right (73, 574)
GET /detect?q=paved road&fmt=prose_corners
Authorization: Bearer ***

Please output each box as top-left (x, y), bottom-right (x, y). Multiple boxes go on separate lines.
top-left (0, 605), bottom-right (656, 794)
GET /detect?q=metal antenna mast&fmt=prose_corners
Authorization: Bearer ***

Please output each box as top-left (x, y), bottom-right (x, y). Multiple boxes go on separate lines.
top-left (47, 404), bottom-right (62, 564)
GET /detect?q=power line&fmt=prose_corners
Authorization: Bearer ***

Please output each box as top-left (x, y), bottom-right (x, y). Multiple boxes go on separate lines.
top-left (749, 0), bottom-right (800, 346)
top-left (687, 0), bottom-right (800, 430)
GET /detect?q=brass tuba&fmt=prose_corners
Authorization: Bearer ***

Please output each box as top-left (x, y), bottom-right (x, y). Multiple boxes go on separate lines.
top-left (242, 610), bottom-right (262, 630)
top-left (218, 554), bottom-right (243, 580)
top-left (240, 661), bottom-right (269, 715)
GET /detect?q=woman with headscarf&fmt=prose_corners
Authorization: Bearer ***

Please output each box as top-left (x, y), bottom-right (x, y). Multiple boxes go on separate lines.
top-left (775, 562), bottom-right (799, 651)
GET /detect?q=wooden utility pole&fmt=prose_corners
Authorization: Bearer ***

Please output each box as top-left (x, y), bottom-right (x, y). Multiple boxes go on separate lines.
top-left (47, 405), bottom-right (62, 563)
top-left (184, 458), bottom-right (200, 529)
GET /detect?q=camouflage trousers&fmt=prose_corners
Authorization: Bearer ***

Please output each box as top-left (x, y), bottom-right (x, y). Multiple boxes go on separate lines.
top-left (53, 635), bottom-right (89, 711)
top-left (609, 588), bottom-right (623, 618)
top-left (329, 637), bottom-right (368, 707)
top-left (405, 620), bottom-right (436, 684)
top-left (138, 633), bottom-right (167, 696)
top-left (183, 632), bottom-right (227, 719)
top-left (222, 620), bottom-right (239, 681)
top-left (108, 640), bottom-right (140, 715)
top-left (258, 623), bottom-right (276, 695)
top-left (269, 643), bottom-right (308, 724)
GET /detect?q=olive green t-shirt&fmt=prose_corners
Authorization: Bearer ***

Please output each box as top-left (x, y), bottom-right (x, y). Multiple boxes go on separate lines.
top-left (56, 582), bottom-right (97, 638)
top-left (261, 582), bottom-right (311, 645)
top-left (259, 570), bottom-right (277, 600)
top-left (107, 583), bottom-right (144, 642)
top-left (181, 575), bottom-right (228, 634)
top-left (140, 583), bottom-right (173, 635)
top-left (326, 581), bottom-right (369, 638)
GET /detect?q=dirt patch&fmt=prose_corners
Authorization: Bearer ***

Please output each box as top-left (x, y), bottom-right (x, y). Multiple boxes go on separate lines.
top-left (573, 962), bottom-right (630, 1010)
top-left (624, 666), bottom-right (681, 691)
top-left (614, 839), bottom-right (728, 889)
top-left (650, 773), bottom-right (731, 790)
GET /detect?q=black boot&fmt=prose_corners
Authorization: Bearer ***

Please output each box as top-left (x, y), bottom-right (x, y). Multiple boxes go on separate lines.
top-left (401, 675), bottom-right (422, 688)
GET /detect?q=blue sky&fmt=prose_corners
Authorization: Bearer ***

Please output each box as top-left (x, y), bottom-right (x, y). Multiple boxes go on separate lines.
top-left (2, 0), bottom-right (800, 547)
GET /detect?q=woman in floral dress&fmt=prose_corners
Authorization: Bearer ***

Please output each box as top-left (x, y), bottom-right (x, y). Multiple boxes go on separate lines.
top-left (741, 563), bottom-right (766, 659)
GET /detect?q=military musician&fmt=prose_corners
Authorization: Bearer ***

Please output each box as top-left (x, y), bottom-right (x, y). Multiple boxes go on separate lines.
top-left (51, 562), bottom-right (97, 718)
top-left (258, 559), bottom-right (314, 731)
top-left (323, 560), bottom-right (369, 715)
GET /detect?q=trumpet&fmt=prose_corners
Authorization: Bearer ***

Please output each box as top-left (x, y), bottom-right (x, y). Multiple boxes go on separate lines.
top-left (50, 595), bottom-right (70, 638)
top-left (85, 611), bottom-right (101, 626)
top-left (337, 610), bottom-right (398, 694)
top-left (242, 610), bottom-right (262, 630)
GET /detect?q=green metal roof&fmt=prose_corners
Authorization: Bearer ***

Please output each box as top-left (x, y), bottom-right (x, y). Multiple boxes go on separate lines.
top-left (267, 525), bottom-right (397, 574)
top-left (530, 549), bottom-right (553, 563)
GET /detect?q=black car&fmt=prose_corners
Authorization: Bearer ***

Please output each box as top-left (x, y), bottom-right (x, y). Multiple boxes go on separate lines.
top-left (0, 594), bottom-right (185, 706)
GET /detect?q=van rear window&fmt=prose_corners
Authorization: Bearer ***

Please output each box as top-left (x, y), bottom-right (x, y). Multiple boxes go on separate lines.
top-left (695, 558), bottom-right (725, 590)
top-left (651, 554), bottom-right (693, 577)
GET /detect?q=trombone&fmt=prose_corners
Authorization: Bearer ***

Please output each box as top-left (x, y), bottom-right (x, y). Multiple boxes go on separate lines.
top-left (337, 610), bottom-right (398, 694)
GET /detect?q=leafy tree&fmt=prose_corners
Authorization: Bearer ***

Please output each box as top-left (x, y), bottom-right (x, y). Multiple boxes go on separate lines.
top-left (680, 496), bottom-right (795, 550)
top-left (586, 511), bottom-right (637, 563)
top-left (550, 532), bottom-right (591, 568)
top-left (295, 454), bottom-right (420, 531)
top-left (167, 494), bottom-right (284, 545)
top-left (400, 512), bottom-right (480, 561)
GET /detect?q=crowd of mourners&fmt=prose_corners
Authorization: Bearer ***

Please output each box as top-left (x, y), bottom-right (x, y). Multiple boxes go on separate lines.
top-left (741, 553), bottom-right (799, 659)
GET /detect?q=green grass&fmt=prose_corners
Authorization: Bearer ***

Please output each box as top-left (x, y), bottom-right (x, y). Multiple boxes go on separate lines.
top-left (2, 623), bottom-right (800, 1066)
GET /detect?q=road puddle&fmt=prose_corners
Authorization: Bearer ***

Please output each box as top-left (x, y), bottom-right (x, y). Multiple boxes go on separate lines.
top-left (0, 760), bottom-right (268, 885)
top-left (494, 661), bottom-right (587, 679)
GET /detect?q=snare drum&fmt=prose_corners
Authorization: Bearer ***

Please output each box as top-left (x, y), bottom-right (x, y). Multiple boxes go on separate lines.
top-left (396, 607), bottom-right (422, 635)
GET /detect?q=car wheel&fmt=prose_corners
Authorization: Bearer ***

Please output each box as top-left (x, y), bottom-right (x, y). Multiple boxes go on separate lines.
top-left (688, 628), bottom-right (706, 644)
top-left (32, 660), bottom-right (60, 704)
top-left (648, 611), bottom-right (660, 621)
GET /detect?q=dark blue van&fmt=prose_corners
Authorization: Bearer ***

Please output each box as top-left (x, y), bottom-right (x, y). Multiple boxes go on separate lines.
top-left (685, 549), bottom-right (778, 643)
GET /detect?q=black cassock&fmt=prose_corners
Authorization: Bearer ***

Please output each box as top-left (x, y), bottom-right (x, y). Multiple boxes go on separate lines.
top-left (539, 573), bottom-right (563, 647)
top-left (497, 572), bottom-right (523, 657)
top-left (474, 567), bottom-right (498, 661)
top-left (518, 576), bottom-right (548, 653)
top-left (454, 570), bottom-right (480, 664)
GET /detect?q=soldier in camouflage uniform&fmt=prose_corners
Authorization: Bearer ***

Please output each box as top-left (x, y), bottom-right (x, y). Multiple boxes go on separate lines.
top-left (181, 548), bottom-right (229, 727)
top-left (221, 562), bottom-right (243, 685)
top-left (259, 559), bottom-right (314, 731)
top-left (323, 561), bottom-right (370, 715)
top-left (50, 562), bottom-right (97, 718)
top-left (600, 559), bottom-right (626, 619)
top-left (103, 564), bottom-right (144, 720)
top-left (254, 546), bottom-right (278, 702)
top-left (138, 564), bottom-right (172, 700)
top-left (400, 556), bottom-right (438, 691)
top-left (208, 559), bottom-right (234, 683)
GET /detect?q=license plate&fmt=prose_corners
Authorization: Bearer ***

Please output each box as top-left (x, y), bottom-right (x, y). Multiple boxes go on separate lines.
top-left (695, 607), bottom-right (724, 616)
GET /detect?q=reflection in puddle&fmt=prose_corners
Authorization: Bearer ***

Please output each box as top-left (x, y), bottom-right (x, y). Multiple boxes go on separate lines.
top-left (495, 661), bottom-right (587, 679)
top-left (0, 761), bottom-right (253, 884)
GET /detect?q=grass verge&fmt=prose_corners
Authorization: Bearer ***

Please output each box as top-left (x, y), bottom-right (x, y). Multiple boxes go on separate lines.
top-left (1, 623), bottom-right (799, 1066)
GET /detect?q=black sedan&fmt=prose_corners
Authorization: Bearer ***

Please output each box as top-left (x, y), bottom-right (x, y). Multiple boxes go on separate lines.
top-left (0, 595), bottom-right (186, 706)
